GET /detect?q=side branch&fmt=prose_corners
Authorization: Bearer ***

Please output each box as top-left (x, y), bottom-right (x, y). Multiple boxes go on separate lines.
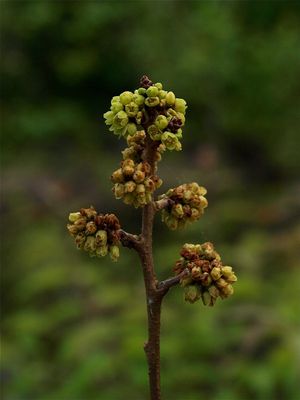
top-left (154, 198), bottom-right (174, 212)
top-left (157, 268), bottom-right (189, 293)
top-left (119, 229), bottom-right (141, 250)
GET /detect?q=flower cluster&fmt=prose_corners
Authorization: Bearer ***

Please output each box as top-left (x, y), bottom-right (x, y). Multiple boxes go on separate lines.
top-left (67, 206), bottom-right (121, 261)
top-left (111, 131), bottom-right (163, 207)
top-left (103, 75), bottom-right (187, 152)
top-left (159, 183), bottom-right (208, 230)
top-left (174, 243), bottom-right (237, 306)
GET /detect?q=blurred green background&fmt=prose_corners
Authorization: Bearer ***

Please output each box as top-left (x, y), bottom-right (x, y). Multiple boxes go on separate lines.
top-left (1, 1), bottom-right (300, 399)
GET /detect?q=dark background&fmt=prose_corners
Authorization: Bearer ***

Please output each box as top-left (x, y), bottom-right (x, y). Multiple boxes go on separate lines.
top-left (1, 1), bottom-right (300, 399)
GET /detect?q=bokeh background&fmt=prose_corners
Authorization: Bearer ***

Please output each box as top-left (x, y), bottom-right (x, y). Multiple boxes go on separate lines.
top-left (1, 1), bottom-right (300, 399)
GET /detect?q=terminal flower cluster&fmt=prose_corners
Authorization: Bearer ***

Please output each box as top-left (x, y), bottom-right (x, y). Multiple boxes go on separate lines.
top-left (174, 243), bottom-right (237, 306)
top-left (67, 207), bottom-right (121, 261)
top-left (103, 75), bottom-right (187, 152)
top-left (159, 182), bottom-right (208, 230)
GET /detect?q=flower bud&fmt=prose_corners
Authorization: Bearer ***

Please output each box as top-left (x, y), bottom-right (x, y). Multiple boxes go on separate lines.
top-left (124, 181), bottom-right (136, 193)
top-left (174, 98), bottom-right (187, 113)
top-left (84, 236), bottom-right (96, 253)
top-left (154, 82), bottom-right (163, 90)
top-left (148, 124), bottom-right (161, 141)
top-left (109, 245), bottom-right (120, 262)
top-left (211, 267), bottom-right (222, 281)
top-left (171, 203), bottom-right (184, 218)
top-left (165, 91), bottom-right (176, 105)
top-left (123, 193), bottom-right (134, 205)
top-left (133, 170), bottom-right (145, 183)
top-left (137, 87), bottom-right (147, 95)
top-left (215, 278), bottom-right (228, 289)
top-left (94, 229), bottom-right (106, 244)
top-left (120, 91), bottom-right (133, 105)
top-left (113, 111), bottom-right (128, 128)
top-left (125, 102), bottom-right (139, 117)
top-left (136, 184), bottom-right (145, 194)
top-left (69, 212), bottom-right (81, 223)
top-left (75, 232), bottom-right (85, 249)
top-left (158, 90), bottom-right (167, 99)
top-left (85, 221), bottom-right (97, 235)
top-left (125, 123), bottom-right (137, 136)
top-left (208, 285), bottom-right (220, 298)
top-left (155, 115), bottom-right (169, 130)
top-left (221, 266), bottom-right (232, 278)
top-left (146, 86), bottom-right (159, 97)
top-left (184, 285), bottom-right (201, 304)
top-left (133, 94), bottom-right (145, 106)
top-left (113, 183), bottom-right (124, 199)
top-left (96, 245), bottom-right (108, 258)
top-left (145, 97), bottom-right (160, 107)
top-left (201, 291), bottom-right (212, 306)
top-left (111, 168), bottom-right (124, 183)
top-left (122, 166), bottom-right (135, 177)
top-left (103, 111), bottom-right (114, 124)
top-left (190, 208), bottom-right (200, 220)
top-left (221, 284), bottom-right (234, 297)
top-left (111, 102), bottom-right (123, 113)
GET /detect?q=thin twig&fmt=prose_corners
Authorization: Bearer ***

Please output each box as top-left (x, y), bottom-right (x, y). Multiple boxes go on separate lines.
top-left (157, 268), bottom-right (189, 292)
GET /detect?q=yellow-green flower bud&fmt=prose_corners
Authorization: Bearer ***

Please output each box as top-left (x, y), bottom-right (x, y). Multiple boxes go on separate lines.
top-left (122, 164), bottom-right (135, 177)
top-left (174, 98), bottom-right (187, 113)
top-left (161, 132), bottom-right (180, 151)
top-left (148, 124), bottom-right (161, 141)
top-left (111, 96), bottom-right (120, 104)
top-left (124, 181), bottom-right (136, 193)
top-left (166, 91), bottom-right (176, 105)
top-left (200, 196), bottom-right (208, 208)
top-left (111, 102), bottom-right (123, 113)
top-left (111, 168), bottom-right (124, 183)
top-left (120, 91), bottom-right (133, 105)
top-left (184, 285), bottom-right (201, 304)
top-left (114, 183), bottom-right (125, 199)
top-left (125, 102), bottom-right (139, 117)
top-left (96, 245), bottom-right (108, 258)
top-left (165, 215), bottom-right (178, 230)
top-left (208, 285), bottom-right (220, 298)
top-left (211, 267), bottom-right (222, 281)
top-left (123, 193), bottom-right (134, 205)
top-left (69, 212), bottom-right (81, 223)
top-left (135, 111), bottom-right (143, 124)
top-left (145, 97), bottom-right (160, 107)
top-left (190, 208), bottom-right (200, 220)
top-left (216, 278), bottom-right (228, 289)
top-left (109, 245), bottom-right (120, 262)
top-left (146, 86), bottom-right (159, 97)
top-left (201, 291), bottom-right (212, 306)
top-left (103, 111), bottom-right (114, 125)
top-left (221, 266), bottom-right (232, 278)
top-left (95, 230), bottom-right (107, 246)
top-left (133, 93), bottom-right (145, 106)
top-left (158, 90), bottom-right (167, 99)
top-left (133, 170), bottom-right (145, 183)
top-left (84, 236), bottom-right (96, 253)
top-left (75, 232), bottom-right (85, 249)
top-left (113, 111), bottom-right (128, 128)
top-left (155, 115), bottom-right (169, 130)
top-left (171, 203), bottom-right (184, 218)
top-left (136, 88), bottom-right (146, 97)
top-left (136, 184), bottom-right (145, 194)
top-left (154, 82), bottom-right (163, 90)
top-left (125, 123), bottom-right (137, 136)
top-left (221, 284), bottom-right (234, 297)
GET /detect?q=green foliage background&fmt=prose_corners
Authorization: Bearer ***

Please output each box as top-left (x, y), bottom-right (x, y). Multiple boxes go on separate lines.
top-left (1, 1), bottom-right (300, 399)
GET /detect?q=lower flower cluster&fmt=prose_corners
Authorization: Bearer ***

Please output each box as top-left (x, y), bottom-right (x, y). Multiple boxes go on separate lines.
top-left (67, 207), bottom-right (121, 261)
top-left (159, 183), bottom-right (208, 230)
top-left (111, 131), bottom-right (163, 208)
top-left (174, 243), bottom-right (237, 306)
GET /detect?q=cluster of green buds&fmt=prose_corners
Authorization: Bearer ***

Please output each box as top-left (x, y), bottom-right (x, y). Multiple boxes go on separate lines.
top-left (111, 158), bottom-right (162, 208)
top-left (174, 243), bottom-right (237, 306)
top-left (103, 75), bottom-right (187, 152)
top-left (159, 183), bottom-right (208, 230)
top-left (67, 206), bottom-right (121, 261)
